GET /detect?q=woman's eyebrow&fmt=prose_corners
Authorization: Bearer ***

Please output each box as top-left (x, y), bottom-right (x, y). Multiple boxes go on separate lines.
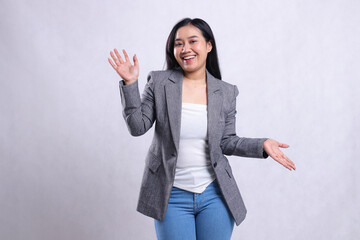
top-left (175, 36), bottom-right (199, 41)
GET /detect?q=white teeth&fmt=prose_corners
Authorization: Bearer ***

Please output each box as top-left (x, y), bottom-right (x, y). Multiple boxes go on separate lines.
top-left (184, 56), bottom-right (195, 60)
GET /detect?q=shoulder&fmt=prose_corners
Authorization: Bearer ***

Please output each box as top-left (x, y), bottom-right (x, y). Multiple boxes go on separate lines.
top-left (207, 70), bottom-right (238, 98)
top-left (220, 79), bottom-right (237, 92)
top-left (146, 69), bottom-right (183, 91)
top-left (143, 70), bottom-right (175, 90)
top-left (211, 76), bottom-right (239, 100)
top-left (147, 69), bottom-right (175, 82)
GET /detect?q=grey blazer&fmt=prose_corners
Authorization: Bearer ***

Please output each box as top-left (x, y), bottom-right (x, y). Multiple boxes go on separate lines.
top-left (119, 69), bottom-right (268, 226)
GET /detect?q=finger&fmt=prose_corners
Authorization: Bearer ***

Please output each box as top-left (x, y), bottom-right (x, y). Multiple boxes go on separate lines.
top-left (267, 146), bottom-right (292, 170)
top-left (110, 51), bottom-right (120, 65)
top-left (123, 49), bottom-right (130, 63)
top-left (280, 157), bottom-right (293, 170)
top-left (133, 54), bottom-right (139, 68)
top-left (279, 143), bottom-right (289, 148)
top-left (273, 145), bottom-right (295, 170)
top-left (281, 158), bottom-right (293, 170)
top-left (279, 151), bottom-right (295, 170)
top-left (282, 157), bottom-right (295, 171)
top-left (285, 156), bottom-right (296, 170)
top-left (108, 58), bottom-right (117, 70)
top-left (114, 48), bottom-right (124, 64)
top-left (276, 157), bottom-right (292, 170)
top-left (272, 151), bottom-right (292, 171)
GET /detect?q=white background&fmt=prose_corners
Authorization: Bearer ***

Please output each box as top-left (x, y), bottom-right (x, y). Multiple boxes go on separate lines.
top-left (1, 0), bottom-right (359, 239)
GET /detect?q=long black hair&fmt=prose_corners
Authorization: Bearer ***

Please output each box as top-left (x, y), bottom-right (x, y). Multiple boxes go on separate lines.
top-left (165, 18), bottom-right (222, 80)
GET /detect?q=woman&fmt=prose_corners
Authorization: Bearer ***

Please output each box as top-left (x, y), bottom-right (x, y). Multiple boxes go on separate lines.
top-left (108, 18), bottom-right (295, 240)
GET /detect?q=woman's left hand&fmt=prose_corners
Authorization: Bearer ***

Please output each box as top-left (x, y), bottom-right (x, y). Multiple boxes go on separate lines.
top-left (263, 139), bottom-right (296, 171)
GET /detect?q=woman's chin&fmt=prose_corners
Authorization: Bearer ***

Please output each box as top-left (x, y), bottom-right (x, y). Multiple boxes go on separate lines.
top-left (181, 65), bottom-right (202, 74)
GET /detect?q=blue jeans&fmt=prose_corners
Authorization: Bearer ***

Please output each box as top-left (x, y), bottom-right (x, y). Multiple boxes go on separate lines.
top-left (154, 180), bottom-right (234, 240)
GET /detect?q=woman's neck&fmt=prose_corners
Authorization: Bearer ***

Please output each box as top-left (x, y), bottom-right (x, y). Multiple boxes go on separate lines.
top-left (183, 70), bottom-right (207, 83)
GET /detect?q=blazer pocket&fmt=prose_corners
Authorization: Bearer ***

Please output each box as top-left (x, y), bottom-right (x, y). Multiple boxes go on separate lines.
top-left (147, 151), bottom-right (162, 173)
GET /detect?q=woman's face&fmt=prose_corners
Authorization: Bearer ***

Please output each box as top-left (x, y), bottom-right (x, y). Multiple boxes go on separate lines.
top-left (173, 24), bottom-right (212, 75)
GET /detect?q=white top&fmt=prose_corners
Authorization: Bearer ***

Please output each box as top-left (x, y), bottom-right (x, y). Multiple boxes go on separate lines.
top-left (173, 102), bottom-right (216, 193)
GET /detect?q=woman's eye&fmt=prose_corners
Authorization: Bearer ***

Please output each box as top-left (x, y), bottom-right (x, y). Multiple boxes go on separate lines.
top-left (190, 40), bottom-right (197, 44)
top-left (175, 42), bottom-right (183, 47)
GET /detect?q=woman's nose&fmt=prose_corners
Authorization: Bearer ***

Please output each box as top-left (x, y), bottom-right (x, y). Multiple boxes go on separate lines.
top-left (181, 43), bottom-right (188, 53)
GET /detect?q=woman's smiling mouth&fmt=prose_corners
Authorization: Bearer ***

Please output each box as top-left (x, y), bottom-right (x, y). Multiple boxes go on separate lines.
top-left (183, 55), bottom-right (196, 62)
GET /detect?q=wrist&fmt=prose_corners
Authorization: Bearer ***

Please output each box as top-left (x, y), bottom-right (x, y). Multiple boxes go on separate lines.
top-left (124, 79), bottom-right (137, 85)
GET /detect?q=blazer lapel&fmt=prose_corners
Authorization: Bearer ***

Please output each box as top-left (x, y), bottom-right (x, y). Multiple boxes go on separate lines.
top-left (206, 70), bottom-right (223, 149)
top-left (165, 70), bottom-right (183, 152)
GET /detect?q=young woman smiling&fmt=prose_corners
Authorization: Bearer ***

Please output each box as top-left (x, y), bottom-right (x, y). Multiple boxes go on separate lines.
top-left (108, 18), bottom-right (296, 240)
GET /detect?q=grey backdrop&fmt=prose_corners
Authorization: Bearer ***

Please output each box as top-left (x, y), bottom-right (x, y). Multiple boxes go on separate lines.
top-left (1, 0), bottom-right (359, 239)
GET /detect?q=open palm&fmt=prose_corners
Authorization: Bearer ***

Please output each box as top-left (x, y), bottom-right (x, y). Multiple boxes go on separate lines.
top-left (263, 139), bottom-right (296, 171)
top-left (108, 48), bottom-right (139, 84)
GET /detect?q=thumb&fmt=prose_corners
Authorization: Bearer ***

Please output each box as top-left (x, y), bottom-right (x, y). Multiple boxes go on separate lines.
top-left (279, 143), bottom-right (289, 148)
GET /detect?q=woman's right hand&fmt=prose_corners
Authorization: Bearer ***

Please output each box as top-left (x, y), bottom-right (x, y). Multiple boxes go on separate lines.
top-left (108, 48), bottom-right (139, 85)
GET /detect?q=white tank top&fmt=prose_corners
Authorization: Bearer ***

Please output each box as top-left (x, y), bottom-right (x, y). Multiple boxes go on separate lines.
top-left (173, 102), bottom-right (216, 193)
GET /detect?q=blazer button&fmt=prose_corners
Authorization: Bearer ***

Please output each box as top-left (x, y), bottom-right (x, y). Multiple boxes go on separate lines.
top-left (171, 153), bottom-right (176, 157)
top-left (213, 162), bottom-right (217, 168)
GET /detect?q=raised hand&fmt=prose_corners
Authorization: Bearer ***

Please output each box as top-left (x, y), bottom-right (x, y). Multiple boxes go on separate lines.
top-left (263, 139), bottom-right (296, 171)
top-left (108, 49), bottom-right (139, 85)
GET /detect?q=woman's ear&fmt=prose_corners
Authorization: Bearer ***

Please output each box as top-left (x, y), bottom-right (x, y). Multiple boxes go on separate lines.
top-left (207, 41), bottom-right (213, 53)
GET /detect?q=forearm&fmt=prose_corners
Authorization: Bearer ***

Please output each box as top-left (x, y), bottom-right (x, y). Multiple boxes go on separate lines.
top-left (119, 79), bottom-right (155, 136)
top-left (221, 136), bottom-right (268, 158)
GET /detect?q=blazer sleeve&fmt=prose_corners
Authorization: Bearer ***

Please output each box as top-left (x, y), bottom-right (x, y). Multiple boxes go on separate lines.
top-left (119, 72), bottom-right (156, 136)
top-left (220, 85), bottom-right (269, 159)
